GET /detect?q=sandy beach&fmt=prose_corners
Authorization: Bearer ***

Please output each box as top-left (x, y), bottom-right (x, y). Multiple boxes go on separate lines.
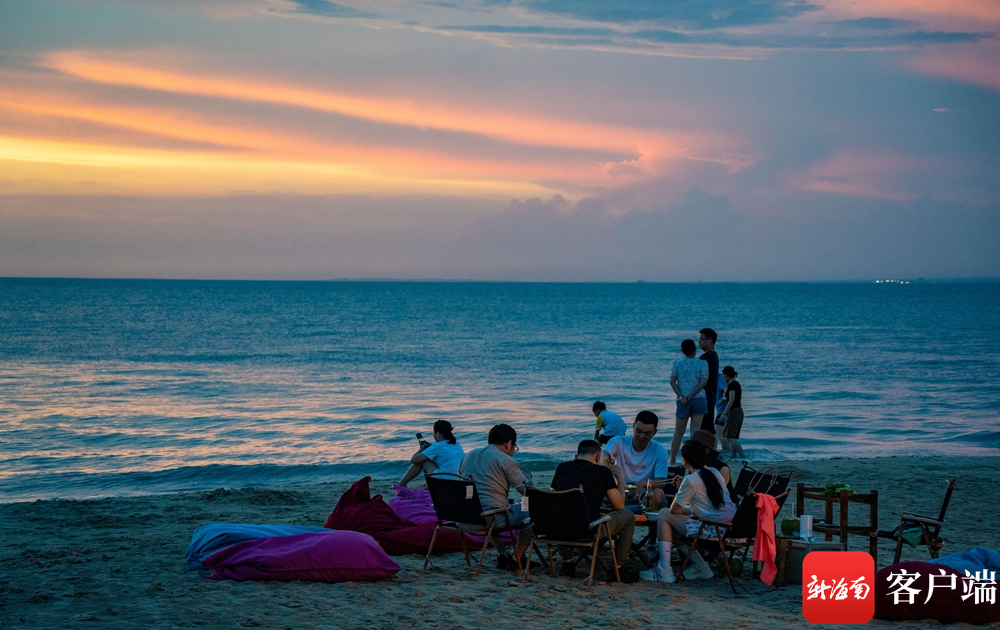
top-left (2, 456), bottom-right (997, 630)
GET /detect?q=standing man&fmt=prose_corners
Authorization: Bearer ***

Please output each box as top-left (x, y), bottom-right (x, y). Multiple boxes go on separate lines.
top-left (552, 440), bottom-right (636, 578)
top-left (604, 411), bottom-right (671, 508)
top-left (592, 401), bottom-right (627, 445)
top-left (669, 339), bottom-right (709, 466)
top-left (698, 328), bottom-right (720, 434)
top-left (459, 423), bottom-right (534, 570)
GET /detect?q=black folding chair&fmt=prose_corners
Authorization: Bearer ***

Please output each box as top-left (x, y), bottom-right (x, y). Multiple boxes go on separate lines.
top-left (423, 473), bottom-right (523, 577)
top-left (732, 464), bottom-right (792, 507)
top-left (524, 486), bottom-right (620, 591)
top-left (877, 479), bottom-right (956, 564)
top-left (676, 489), bottom-right (791, 594)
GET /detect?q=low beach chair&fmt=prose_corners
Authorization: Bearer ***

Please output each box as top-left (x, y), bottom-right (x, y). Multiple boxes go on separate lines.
top-left (877, 478), bottom-right (956, 565)
top-left (676, 489), bottom-right (791, 594)
top-left (524, 486), bottom-right (621, 591)
top-left (423, 473), bottom-right (524, 577)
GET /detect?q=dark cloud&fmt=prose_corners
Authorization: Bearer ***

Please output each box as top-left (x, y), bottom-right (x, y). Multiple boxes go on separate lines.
top-left (828, 17), bottom-right (916, 30)
top-left (492, 0), bottom-right (820, 30)
top-left (287, 0), bottom-right (369, 18)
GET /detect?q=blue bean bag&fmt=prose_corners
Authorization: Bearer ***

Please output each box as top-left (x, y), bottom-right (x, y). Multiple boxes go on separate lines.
top-left (186, 524), bottom-right (329, 570)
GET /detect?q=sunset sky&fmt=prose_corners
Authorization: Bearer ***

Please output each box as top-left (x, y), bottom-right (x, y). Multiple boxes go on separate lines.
top-left (2, 0), bottom-right (998, 280)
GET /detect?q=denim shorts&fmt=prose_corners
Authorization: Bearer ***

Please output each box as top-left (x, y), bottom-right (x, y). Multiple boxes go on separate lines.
top-left (675, 396), bottom-right (707, 418)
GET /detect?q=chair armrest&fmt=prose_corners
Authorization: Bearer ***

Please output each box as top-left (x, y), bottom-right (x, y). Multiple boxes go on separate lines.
top-left (588, 515), bottom-right (612, 529)
top-left (698, 517), bottom-right (733, 527)
top-left (900, 514), bottom-right (942, 527)
top-left (482, 506), bottom-right (513, 517)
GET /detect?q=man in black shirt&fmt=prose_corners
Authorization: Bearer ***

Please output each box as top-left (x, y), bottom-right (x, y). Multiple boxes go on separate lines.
top-left (698, 327), bottom-right (720, 433)
top-left (551, 440), bottom-right (635, 577)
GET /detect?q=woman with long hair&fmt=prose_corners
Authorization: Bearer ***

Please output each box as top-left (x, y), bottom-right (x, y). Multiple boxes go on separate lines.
top-left (640, 440), bottom-right (736, 584)
top-left (399, 420), bottom-right (464, 487)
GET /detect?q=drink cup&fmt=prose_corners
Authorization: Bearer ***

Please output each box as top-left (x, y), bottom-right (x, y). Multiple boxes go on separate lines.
top-left (800, 514), bottom-right (813, 540)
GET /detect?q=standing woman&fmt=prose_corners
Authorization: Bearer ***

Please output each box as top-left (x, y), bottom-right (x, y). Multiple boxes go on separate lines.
top-left (399, 420), bottom-right (464, 487)
top-left (717, 366), bottom-right (746, 460)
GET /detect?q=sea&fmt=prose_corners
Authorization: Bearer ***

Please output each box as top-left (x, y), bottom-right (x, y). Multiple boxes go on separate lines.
top-left (1, 278), bottom-right (998, 503)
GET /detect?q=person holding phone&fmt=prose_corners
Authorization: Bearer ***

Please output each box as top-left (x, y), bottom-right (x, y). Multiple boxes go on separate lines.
top-left (399, 420), bottom-right (464, 487)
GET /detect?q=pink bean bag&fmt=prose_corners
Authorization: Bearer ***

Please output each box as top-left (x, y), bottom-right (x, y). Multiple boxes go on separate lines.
top-left (875, 561), bottom-right (1000, 625)
top-left (324, 477), bottom-right (474, 555)
top-left (202, 530), bottom-right (400, 583)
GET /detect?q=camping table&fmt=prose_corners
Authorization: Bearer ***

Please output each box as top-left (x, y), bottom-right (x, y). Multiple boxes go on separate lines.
top-left (795, 483), bottom-right (879, 564)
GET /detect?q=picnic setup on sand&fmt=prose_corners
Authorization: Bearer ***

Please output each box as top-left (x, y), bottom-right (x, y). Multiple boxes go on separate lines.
top-left (182, 417), bottom-right (1000, 626)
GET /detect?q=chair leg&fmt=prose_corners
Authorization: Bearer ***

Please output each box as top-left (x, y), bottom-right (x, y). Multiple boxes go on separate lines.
top-left (547, 545), bottom-right (557, 577)
top-left (459, 527), bottom-right (471, 567)
top-left (423, 522), bottom-right (441, 571)
top-left (677, 522), bottom-right (708, 580)
top-left (893, 518), bottom-right (905, 565)
top-left (585, 540), bottom-right (600, 592)
top-left (606, 523), bottom-right (621, 584)
top-left (476, 522), bottom-right (496, 578)
top-left (718, 537), bottom-right (737, 594)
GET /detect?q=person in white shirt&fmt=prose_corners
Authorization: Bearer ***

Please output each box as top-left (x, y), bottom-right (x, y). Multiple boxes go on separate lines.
top-left (399, 420), bottom-right (464, 487)
top-left (592, 400), bottom-right (627, 444)
top-left (640, 440), bottom-right (736, 584)
top-left (603, 410), bottom-right (671, 508)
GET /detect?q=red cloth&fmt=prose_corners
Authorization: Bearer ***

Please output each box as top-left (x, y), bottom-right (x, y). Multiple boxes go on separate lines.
top-left (753, 493), bottom-right (779, 585)
top-left (324, 476), bottom-right (474, 555)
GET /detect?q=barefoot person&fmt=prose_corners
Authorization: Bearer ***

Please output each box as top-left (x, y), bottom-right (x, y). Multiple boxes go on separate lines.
top-left (399, 420), bottom-right (464, 487)
top-left (669, 339), bottom-right (709, 466)
top-left (697, 328), bottom-right (720, 433)
top-left (717, 366), bottom-right (746, 459)
top-left (640, 440), bottom-right (736, 584)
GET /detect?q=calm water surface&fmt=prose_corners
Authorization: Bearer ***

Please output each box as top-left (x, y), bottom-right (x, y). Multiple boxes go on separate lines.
top-left (1, 279), bottom-right (998, 502)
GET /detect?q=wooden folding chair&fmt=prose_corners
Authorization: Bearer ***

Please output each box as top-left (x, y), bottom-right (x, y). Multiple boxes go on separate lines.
top-left (524, 486), bottom-right (620, 591)
top-left (877, 479), bottom-right (956, 564)
top-left (423, 473), bottom-right (524, 577)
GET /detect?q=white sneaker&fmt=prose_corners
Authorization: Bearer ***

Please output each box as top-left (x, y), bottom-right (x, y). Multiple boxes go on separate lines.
top-left (685, 562), bottom-right (715, 580)
top-left (639, 565), bottom-right (676, 584)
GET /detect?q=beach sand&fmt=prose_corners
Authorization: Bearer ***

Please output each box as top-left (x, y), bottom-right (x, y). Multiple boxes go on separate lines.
top-left (2, 456), bottom-right (997, 629)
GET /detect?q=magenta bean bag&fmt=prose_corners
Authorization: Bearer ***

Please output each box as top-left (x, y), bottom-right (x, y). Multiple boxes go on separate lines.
top-left (202, 530), bottom-right (400, 583)
top-left (324, 477), bottom-right (475, 555)
top-left (875, 561), bottom-right (1000, 625)
top-left (389, 484), bottom-right (438, 524)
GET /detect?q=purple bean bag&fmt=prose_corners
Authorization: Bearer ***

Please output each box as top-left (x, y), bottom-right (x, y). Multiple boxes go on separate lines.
top-left (875, 561), bottom-right (1000, 625)
top-left (389, 484), bottom-right (437, 524)
top-left (202, 530), bottom-right (401, 583)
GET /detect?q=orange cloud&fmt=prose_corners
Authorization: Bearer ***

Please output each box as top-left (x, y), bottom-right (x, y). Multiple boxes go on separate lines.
top-left (908, 40), bottom-right (1000, 92)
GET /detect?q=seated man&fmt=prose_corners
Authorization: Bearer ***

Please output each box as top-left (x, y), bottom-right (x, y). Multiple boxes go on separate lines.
top-left (604, 410), bottom-right (671, 508)
top-left (552, 439), bottom-right (636, 578)
top-left (592, 401), bottom-right (627, 445)
top-left (458, 423), bottom-right (534, 570)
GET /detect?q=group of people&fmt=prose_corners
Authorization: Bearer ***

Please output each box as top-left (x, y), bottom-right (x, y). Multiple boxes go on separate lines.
top-left (396, 329), bottom-right (748, 583)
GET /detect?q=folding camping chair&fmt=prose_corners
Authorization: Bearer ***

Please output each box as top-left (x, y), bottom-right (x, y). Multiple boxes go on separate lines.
top-left (423, 473), bottom-right (525, 577)
top-left (877, 478), bottom-right (956, 564)
top-left (524, 486), bottom-right (621, 591)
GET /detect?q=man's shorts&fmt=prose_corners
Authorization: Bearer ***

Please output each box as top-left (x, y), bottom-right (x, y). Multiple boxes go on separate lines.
top-left (723, 408), bottom-right (744, 439)
top-left (675, 396), bottom-right (707, 418)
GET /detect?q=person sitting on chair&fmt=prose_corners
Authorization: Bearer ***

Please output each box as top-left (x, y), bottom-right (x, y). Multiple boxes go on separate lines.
top-left (551, 439), bottom-right (636, 578)
top-left (603, 410), bottom-right (671, 508)
top-left (399, 420), bottom-right (464, 487)
top-left (640, 440), bottom-right (736, 584)
top-left (459, 423), bottom-right (534, 571)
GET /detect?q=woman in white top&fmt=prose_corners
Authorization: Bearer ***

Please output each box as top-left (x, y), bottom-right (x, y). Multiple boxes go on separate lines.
top-left (639, 440), bottom-right (736, 584)
top-left (399, 420), bottom-right (464, 487)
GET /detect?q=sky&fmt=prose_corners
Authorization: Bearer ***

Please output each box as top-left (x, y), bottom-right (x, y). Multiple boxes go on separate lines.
top-left (1, 0), bottom-right (998, 281)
